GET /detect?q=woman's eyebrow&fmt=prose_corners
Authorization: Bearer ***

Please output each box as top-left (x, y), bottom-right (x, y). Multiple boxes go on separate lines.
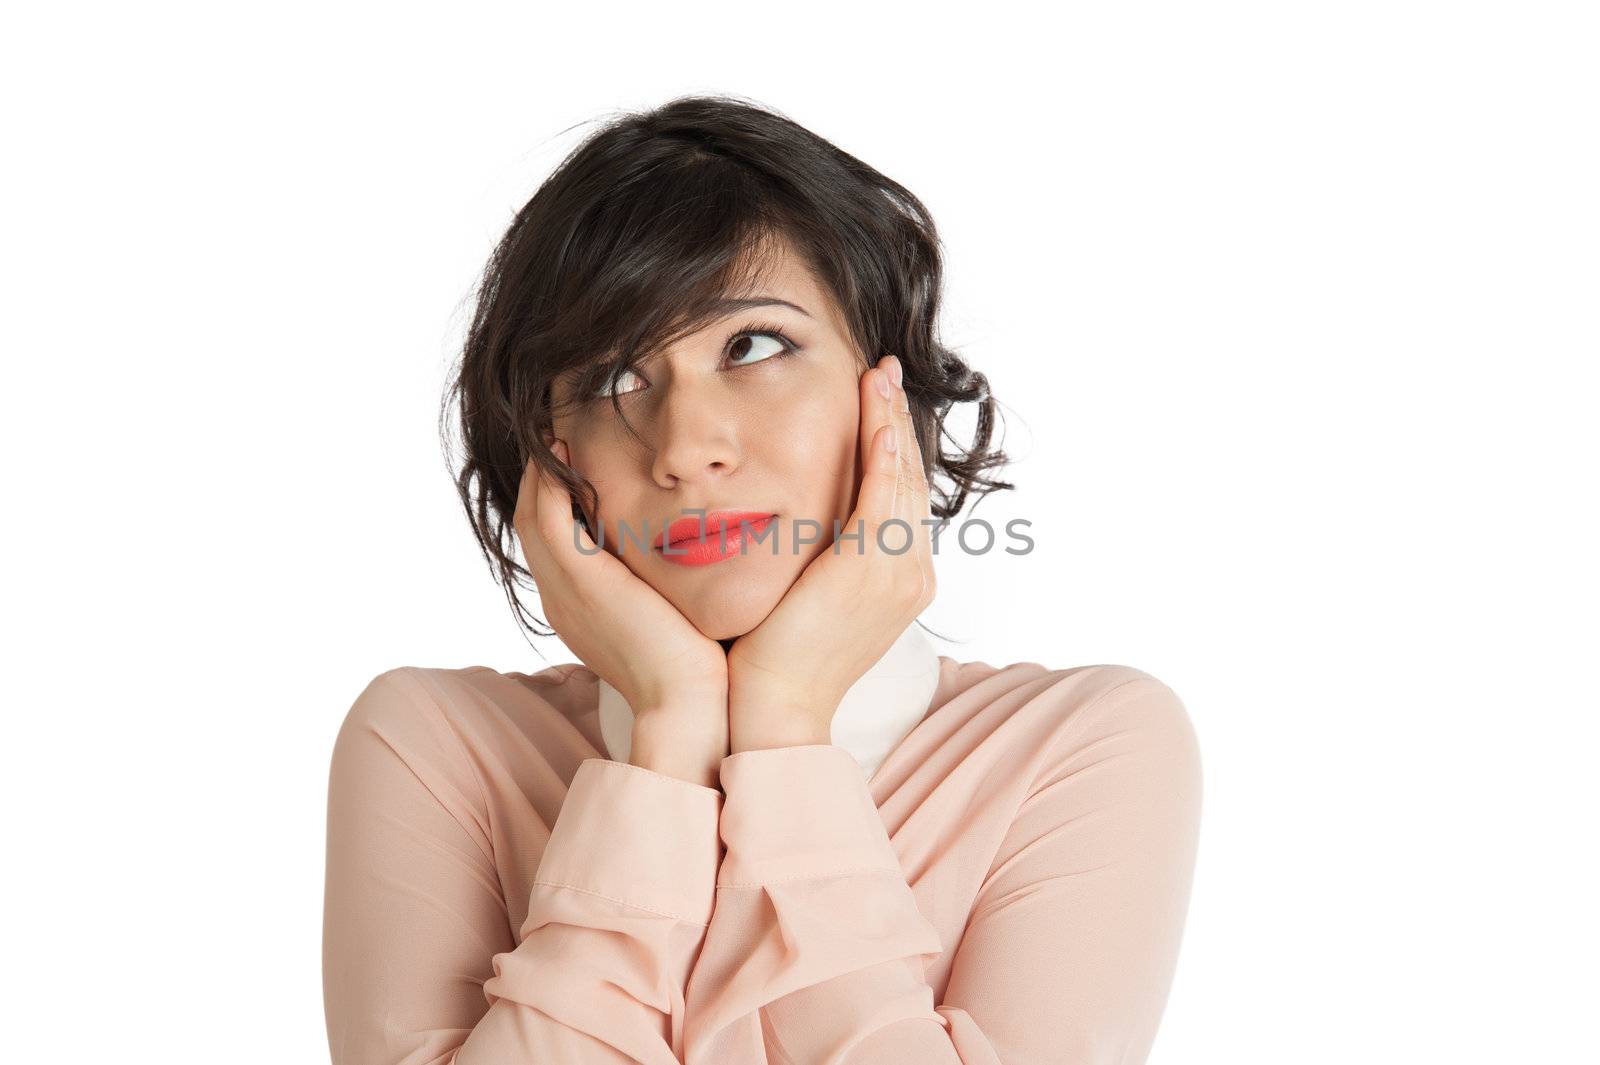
top-left (711, 296), bottom-right (812, 319)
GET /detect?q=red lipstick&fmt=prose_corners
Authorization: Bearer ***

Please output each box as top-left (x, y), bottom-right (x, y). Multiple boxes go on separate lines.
top-left (655, 511), bottom-right (776, 567)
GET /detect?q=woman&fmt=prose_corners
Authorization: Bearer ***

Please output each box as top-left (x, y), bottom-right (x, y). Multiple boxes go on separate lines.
top-left (323, 94), bottom-right (1203, 1065)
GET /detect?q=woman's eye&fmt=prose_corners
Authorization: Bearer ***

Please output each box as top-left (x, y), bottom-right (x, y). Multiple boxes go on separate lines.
top-left (593, 368), bottom-right (646, 399)
top-left (588, 330), bottom-right (792, 401)
top-left (727, 331), bottom-right (791, 366)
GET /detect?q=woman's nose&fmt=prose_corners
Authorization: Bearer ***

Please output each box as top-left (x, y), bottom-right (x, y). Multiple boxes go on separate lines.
top-left (647, 379), bottom-right (741, 489)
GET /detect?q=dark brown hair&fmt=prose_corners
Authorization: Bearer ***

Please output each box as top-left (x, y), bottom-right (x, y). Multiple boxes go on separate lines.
top-left (440, 93), bottom-right (1014, 640)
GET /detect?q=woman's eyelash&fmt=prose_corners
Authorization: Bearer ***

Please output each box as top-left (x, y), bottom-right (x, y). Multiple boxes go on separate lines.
top-left (727, 321), bottom-right (802, 363)
top-left (585, 321), bottom-right (801, 399)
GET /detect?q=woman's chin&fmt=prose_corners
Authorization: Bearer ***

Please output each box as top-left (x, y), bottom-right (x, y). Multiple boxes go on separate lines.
top-left (683, 600), bottom-right (772, 643)
top-left (669, 569), bottom-right (790, 642)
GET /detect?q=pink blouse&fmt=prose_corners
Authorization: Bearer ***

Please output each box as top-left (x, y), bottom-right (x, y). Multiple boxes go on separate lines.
top-left (322, 655), bottom-right (1203, 1064)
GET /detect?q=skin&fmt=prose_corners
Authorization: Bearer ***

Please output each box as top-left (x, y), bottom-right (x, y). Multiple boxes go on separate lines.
top-left (513, 240), bottom-right (937, 787)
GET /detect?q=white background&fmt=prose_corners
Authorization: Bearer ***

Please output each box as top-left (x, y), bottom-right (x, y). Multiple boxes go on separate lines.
top-left (3, 3), bottom-right (1595, 1061)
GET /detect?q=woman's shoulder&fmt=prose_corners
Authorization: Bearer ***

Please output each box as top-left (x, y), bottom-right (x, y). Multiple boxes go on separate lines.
top-left (348, 658), bottom-right (593, 702)
top-left (337, 661), bottom-right (603, 751)
top-left (1029, 662), bottom-right (1200, 783)
top-left (932, 655), bottom-right (1196, 752)
top-left (936, 654), bottom-right (1183, 708)
top-left (933, 657), bottom-right (1202, 813)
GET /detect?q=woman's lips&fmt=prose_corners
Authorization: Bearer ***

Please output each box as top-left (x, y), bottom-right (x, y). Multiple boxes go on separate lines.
top-left (655, 511), bottom-right (777, 567)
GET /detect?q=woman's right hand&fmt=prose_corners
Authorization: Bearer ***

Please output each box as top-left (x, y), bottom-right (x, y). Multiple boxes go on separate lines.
top-left (513, 437), bottom-right (730, 788)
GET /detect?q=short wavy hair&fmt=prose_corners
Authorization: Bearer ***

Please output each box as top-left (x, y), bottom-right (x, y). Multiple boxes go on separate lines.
top-left (440, 93), bottom-right (1014, 640)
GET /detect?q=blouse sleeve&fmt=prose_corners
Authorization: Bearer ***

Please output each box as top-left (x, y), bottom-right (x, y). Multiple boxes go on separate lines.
top-left (681, 676), bottom-right (1203, 1065)
top-left (323, 669), bottom-right (723, 1065)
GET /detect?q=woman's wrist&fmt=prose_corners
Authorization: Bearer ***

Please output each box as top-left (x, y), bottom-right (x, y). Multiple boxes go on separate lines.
top-left (628, 708), bottom-right (727, 790)
top-left (729, 713), bottom-right (833, 754)
top-left (728, 683), bottom-right (837, 753)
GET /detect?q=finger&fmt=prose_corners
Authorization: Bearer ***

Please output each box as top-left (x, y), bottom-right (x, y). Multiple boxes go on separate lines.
top-left (851, 403), bottom-right (904, 542)
top-left (879, 357), bottom-right (936, 579)
top-left (884, 356), bottom-right (932, 526)
top-left (856, 360), bottom-right (895, 505)
top-left (537, 440), bottom-right (599, 561)
top-left (512, 450), bottom-right (547, 564)
top-left (886, 360), bottom-right (915, 528)
top-left (865, 354), bottom-right (917, 531)
top-left (880, 359), bottom-right (939, 617)
top-left (515, 440), bottom-right (581, 571)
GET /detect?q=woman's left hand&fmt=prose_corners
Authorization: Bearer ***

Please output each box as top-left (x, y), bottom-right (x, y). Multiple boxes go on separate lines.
top-left (726, 354), bottom-right (938, 752)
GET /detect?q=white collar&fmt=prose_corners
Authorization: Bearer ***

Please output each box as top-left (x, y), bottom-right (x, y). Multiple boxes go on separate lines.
top-left (596, 622), bottom-right (943, 780)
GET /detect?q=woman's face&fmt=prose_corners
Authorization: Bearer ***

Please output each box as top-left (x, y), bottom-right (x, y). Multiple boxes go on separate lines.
top-left (549, 244), bottom-right (869, 641)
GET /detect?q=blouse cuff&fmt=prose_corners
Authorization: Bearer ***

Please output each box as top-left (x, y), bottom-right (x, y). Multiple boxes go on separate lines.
top-left (716, 744), bottom-right (901, 887)
top-left (533, 757), bottom-right (724, 926)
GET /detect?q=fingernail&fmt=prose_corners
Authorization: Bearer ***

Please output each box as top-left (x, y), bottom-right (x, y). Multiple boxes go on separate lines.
top-left (875, 370), bottom-right (892, 399)
top-left (883, 426), bottom-right (898, 453)
top-left (888, 357), bottom-right (903, 389)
